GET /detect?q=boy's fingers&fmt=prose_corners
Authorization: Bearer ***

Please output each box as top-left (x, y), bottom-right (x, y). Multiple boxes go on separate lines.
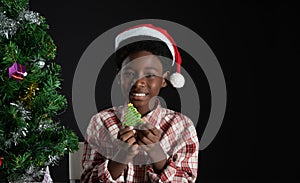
top-left (139, 124), bottom-right (161, 138)
top-left (119, 126), bottom-right (134, 135)
top-left (143, 122), bottom-right (154, 129)
top-left (124, 144), bottom-right (139, 157)
top-left (137, 140), bottom-right (145, 146)
top-left (139, 130), bottom-right (156, 142)
top-left (119, 130), bottom-right (136, 142)
top-left (126, 136), bottom-right (136, 145)
top-left (150, 128), bottom-right (161, 137)
top-left (131, 144), bottom-right (139, 152)
top-left (139, 144), bottom-right (150, 152)
top-left (138, 123), bottom-right (153, 131)
top-left (137, 130), bottom-right (154, 144)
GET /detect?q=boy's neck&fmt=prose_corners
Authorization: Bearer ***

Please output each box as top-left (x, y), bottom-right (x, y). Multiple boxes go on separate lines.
top-left (128, 99), bottom-right (159, 117)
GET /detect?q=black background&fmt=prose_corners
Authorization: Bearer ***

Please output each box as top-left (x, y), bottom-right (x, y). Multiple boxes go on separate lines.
top-left (27, 0), bottom-right (293, 182)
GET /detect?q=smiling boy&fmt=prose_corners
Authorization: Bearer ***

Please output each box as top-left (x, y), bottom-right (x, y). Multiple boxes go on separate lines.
top-left (81, 24), bottom-right (199, 183)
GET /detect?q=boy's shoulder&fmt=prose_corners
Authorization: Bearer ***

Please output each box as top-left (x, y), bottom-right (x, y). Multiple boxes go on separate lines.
top-left (160, 107), bottom-right (194, 126)
top-left (159, 107), bottom-right (198, 139)
top-left (93, 106), bottom-right (120, 121)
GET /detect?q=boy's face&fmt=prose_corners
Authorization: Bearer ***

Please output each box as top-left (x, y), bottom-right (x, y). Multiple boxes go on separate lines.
top-left (120, 51), bottom-right (168, 115)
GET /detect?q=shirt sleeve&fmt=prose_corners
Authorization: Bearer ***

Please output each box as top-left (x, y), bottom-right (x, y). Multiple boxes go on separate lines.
top-left (80, 114), bottom-right (125, 183)
top-left (147, 116), bottom-right (199, 183)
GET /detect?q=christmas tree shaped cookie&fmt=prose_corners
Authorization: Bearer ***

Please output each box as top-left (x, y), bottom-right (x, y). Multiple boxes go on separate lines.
top-left (123, 103), bottom-right (143, 127)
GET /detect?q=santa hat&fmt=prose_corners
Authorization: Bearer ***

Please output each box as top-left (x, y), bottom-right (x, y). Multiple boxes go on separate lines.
top-left (115, 24), bottom-right (185, 88)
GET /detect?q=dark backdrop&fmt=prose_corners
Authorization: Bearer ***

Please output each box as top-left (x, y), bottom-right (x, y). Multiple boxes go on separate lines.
top-left (26, 0), bottom-right (284, 182)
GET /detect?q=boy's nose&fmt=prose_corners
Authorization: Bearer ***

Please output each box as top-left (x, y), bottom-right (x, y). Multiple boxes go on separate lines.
top-left (132, 75), bottom-right (146, 87)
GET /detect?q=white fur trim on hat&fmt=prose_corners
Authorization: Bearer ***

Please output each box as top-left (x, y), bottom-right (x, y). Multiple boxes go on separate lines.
top-left (115, 26), bottom-right (176, 66)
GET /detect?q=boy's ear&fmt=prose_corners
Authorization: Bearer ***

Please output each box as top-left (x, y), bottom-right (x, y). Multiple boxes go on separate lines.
top-left (161, 71), bottom-right (170, 88)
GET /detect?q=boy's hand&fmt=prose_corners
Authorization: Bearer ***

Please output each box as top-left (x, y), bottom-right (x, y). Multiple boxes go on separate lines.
top-left (136, 119), bottom-right (167, 164)
top-left (117, 126), bottom-right (139, 162)
top-left (118, 126), bottom-right (137, 145)
top-left (136, 119), bottom-right (162, 152)
top-left (136, 122), bottom-right (162, 149)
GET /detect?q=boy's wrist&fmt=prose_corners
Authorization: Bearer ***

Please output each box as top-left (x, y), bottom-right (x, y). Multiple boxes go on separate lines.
top-left (147, 144), bottom-right (167, 163)
top-left (112, 149), bottom-right (134, 164)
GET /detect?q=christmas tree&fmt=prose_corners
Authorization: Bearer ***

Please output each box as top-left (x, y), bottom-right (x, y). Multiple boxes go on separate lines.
top-left (0, 0), bottom-right (79, 182)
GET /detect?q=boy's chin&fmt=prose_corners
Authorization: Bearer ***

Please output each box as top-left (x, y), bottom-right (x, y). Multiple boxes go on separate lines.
top-left (129, 98), bottom-right (157, 112)
top-left (129, 100), bottom-right (148, 108)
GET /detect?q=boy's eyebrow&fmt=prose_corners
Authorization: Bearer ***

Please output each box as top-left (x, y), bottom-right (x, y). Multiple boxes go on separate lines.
top-left (122, 66), bottom-right (160, 71)
top-left (122, 66), bottom-right (134, 70)
top-left (144, 67), bottom-right (160, 71)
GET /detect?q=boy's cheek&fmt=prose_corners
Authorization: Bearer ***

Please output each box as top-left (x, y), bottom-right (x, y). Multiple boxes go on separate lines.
top-left (120, 87), bottom-right (130, 97)
top-left (121, 84), bottom-right (132, 93)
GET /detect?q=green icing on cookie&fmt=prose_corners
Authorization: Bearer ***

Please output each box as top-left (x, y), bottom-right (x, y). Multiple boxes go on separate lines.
top-left (123, 103), bottom-right (143, 126)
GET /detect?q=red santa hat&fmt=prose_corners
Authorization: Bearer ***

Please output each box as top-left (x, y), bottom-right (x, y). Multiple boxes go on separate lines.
top-left (115, 24), bottom-right (185, 88)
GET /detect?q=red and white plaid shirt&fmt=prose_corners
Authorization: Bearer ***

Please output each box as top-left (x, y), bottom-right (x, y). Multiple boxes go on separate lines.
top-left (81, 102), bottom-right (199, 183)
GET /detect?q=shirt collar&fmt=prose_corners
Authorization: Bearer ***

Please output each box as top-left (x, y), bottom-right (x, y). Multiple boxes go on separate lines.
top-left (143, 99), bottom-right (163, 128)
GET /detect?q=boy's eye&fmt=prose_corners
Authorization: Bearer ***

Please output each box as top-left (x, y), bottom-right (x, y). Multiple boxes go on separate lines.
top-left (122, 72), bottom-right (135, 78)
top-left (145, 73), bottom-right (156, 78)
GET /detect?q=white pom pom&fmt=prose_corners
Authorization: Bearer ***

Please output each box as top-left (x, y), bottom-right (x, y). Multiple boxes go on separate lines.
top-left (170, 72), bottom-right (185, 88)
top-left (37, 60), bottom-right (45, 68)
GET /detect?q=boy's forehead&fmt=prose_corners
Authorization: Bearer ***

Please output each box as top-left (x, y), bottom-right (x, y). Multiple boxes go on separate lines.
top-left (121, 54), bottom-right (163, 69)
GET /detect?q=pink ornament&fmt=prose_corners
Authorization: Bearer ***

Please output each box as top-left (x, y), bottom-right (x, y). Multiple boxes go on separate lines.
top-left (8, 62), bottom-right (27, 81)
top-left (0, 156), bottom-right (3, 167)
top-left (42, 166), bottom-right (53, 183)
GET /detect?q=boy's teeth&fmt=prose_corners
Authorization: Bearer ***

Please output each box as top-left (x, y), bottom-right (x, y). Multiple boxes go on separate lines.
top-left (132, 93), bottom-right (146, 96)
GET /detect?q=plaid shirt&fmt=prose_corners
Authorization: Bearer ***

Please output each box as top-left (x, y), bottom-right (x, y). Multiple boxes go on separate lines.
top-left (81, 102), bottom-right (199, 183)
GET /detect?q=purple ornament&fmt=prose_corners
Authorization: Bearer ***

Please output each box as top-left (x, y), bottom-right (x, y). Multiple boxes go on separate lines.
top-left (8, 62), bottom-right (27, 81)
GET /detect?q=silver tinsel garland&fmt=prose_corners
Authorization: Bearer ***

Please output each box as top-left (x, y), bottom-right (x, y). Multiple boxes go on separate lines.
top-left (8, 155), bottom-right (59, 182)
top-left (8, 165), bottom-right (45, 183)
top-left (10, 102), bottom-right (31, 120)
top-left (4, 126), bottom-right (28, 148)
top-left (4, 103), bottom-right (31, 148)
top-left (5, 101), bottom-right (60, 181)
top-left (0, 10), bottom-right (42, 39)
top-left (46, 155), bottom-right (60, 166)
top-left (0, 12), bottom-right (18, 39)
top-left (18, 10), bottom-right (41, 25)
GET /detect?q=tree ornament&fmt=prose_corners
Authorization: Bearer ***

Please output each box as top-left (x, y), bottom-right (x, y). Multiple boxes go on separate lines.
top-left (0, 156), bottom-right (3, 167)
top-left (19, 83), bottom-right (39, 105)
top-left (123, 103), bottom-right (143, 127)
top-left (8, 62), bottom-right (27, 81)
top-left (42, 166), bottom-right (53, 183)
top-left (37, 60), bottom-right (45, 68)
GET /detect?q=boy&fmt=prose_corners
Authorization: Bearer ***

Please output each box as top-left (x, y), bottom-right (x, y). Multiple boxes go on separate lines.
top-left (81, 24), bottom-right (199, 183)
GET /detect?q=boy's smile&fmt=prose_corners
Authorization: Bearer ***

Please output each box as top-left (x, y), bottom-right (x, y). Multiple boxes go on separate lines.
top-left (120, 51), bottom-right (168, 115)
